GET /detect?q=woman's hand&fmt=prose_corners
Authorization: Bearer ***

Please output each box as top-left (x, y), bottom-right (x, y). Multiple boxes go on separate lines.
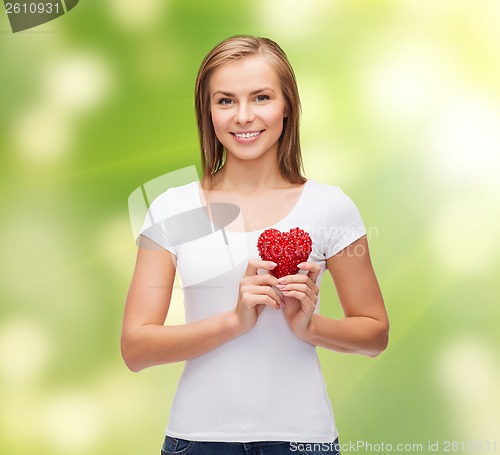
top-left (233, 259), bottom-right (282, 333)
top-left (279, 262), bottom-right (321, 340)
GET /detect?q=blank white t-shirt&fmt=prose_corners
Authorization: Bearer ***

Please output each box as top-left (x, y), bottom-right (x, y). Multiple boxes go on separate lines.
top-left (140, 179), bottom-right (366, 443)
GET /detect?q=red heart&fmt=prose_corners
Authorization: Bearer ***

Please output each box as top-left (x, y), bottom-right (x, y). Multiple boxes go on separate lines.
top-left (257, 228), bottom-right (312, 278)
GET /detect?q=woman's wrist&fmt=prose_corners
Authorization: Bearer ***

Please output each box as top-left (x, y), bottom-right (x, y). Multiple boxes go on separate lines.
top-left (294, 313), bottom-right (318, 345)
top-left (226, 309), bottom-right (251, 338)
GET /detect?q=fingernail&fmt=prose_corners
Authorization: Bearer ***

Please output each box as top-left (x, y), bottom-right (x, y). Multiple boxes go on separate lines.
top-left (276, 284), bottom-right (286, 290)
top-left (297, 263), bottom-right (306, 269)
top-left (277, 277), bottom-right (286, 284)
top-left (281, 300), bottom-right (286, 307)
top-left (269, 262), bottom-right (277, 268)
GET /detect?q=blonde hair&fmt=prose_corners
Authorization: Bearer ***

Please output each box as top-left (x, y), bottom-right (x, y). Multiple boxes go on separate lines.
top-left (195, 35), bottom-right (305, 187)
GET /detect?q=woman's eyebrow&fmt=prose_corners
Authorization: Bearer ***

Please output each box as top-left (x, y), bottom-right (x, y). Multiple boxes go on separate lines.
top-left (212, 87), bottom-right (276, 98)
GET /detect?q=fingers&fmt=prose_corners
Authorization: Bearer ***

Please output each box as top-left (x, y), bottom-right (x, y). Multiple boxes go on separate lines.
top-left (246, 273), bottom-right (279, 287)
top-left (239, 260), bottom-right (320, 314)
top-left (276, 274), bottom-right (319, 297)
top-left (297, 261), bottom-right (321, 283)
top-left (240, 284), bottom-right (283, 310)
top-left (237, 260), bottom-right (283, 317)
top-left (245, 259), bottom-right (277, 277)
top-left (276, 262), bottom-right (321, 306)
top-left (276, 282), bottom-right (317, 304)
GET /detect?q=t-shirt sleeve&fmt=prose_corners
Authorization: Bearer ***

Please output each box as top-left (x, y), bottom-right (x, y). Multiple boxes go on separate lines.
top-left (324, 186), bottom-right (366, 258)
top-left (138, 190), bottom-right (177, 255)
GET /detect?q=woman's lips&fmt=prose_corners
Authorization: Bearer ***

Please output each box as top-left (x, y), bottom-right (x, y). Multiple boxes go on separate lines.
top-left (231, 130), bottom-right (264, 143)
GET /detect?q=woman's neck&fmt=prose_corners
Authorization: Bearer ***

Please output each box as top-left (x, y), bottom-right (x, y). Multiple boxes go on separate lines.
top-left (209, 154), bottom-right (287, 193)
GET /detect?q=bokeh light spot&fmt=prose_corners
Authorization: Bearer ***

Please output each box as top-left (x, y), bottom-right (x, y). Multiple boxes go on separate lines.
top-left (0, 319), bottom-right (52, 387)
top-left (431, 195), bottom-right (500, 276)
top-left (43, 52), bottom-right (113, 114)
top-left (257, 0), bottom-right (332, 39)
top-left (361, 39), bottom-right (453, 122)
top-left (100, 215), bottom-right (138, 279)
top-left (40, 390), bottom-right (104, 453)
top-left (12, 105), bottom-right (73, 163)
top-left (107, 0), bottom-right (167, 31)
top-left (434, 337), bottom-right (500, 439)
top-left (428, 94), bottom-right (500, 185)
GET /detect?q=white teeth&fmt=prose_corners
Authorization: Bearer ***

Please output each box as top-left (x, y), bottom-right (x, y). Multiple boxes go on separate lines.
top-left (235, 131), bottom-right (261, 139)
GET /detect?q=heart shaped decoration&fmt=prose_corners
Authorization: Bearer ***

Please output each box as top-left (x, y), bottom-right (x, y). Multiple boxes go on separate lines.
top-left (257, 228), bottom-right (312, 278)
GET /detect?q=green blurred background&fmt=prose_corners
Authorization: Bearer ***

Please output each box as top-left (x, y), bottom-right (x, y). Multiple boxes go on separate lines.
top-left (1, 1), bottom-right (499, 454)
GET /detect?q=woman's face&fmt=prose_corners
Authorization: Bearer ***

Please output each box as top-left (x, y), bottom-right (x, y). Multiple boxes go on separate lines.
top-left (209, 56), bottom-right (287, 164)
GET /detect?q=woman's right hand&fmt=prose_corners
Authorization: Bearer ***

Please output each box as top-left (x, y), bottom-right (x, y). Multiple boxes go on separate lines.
top-left (233, 260), bottom-right (283, 333)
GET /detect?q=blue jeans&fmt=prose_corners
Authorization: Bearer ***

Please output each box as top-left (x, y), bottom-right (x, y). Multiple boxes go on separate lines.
top-left (160, 435), bottom-right (340, 455)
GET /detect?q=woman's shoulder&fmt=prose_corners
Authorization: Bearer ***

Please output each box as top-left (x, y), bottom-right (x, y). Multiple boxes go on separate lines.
top-left (305, 179), bottom-right (363, 215)
top-left (305, 179), bottom-right (345, 198)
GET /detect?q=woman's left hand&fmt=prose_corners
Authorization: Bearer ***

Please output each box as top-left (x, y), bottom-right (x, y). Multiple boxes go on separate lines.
top-left (277, 262), bottom-right (321, 340)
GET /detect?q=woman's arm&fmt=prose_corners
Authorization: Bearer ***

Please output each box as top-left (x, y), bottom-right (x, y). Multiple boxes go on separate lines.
top-left (120, 246), bottom-right (242, 371)
top-left (280, 236), bottom-right (389, 357)
top-left (121, 238), bottom-right (281, 372)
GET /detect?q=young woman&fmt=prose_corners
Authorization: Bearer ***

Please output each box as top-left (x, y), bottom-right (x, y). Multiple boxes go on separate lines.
top-left (121, 35), bottom-right (389, 455)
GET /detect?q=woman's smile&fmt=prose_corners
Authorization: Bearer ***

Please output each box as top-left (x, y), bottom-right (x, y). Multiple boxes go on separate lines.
top-left (231, 129), bottom-right (265, 143)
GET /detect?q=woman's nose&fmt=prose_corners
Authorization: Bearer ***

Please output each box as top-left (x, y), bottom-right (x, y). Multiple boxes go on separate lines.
top-left (234, 103), bottom-right (254, 124)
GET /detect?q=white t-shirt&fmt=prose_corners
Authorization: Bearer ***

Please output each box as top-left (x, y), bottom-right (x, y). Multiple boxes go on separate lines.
top-left (140, 179), bottom-right (366, 443)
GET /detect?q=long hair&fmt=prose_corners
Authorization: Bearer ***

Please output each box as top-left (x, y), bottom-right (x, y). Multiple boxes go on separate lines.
top-left (195, 35), bottom-right (305, 187)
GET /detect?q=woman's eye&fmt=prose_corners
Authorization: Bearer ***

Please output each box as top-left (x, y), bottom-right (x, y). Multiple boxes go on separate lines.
top-left (255, 95), bottom-right (270, 102)
top-left (218, 98), bottom-right (233, 105)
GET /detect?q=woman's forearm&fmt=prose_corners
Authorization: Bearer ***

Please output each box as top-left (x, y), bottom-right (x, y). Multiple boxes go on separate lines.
top-left (302, 313), bottom-right (389, 357)
top-left (121, 310), bottom-right (244, 372)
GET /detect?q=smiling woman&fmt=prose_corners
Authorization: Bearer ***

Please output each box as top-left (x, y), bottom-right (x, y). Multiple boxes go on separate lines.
top-left (209, 56), bottom-right (287, 164)
top-left (121, 35), bottom-right (388, 455)
top-left (195, 36), bottom-right (304, 186)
